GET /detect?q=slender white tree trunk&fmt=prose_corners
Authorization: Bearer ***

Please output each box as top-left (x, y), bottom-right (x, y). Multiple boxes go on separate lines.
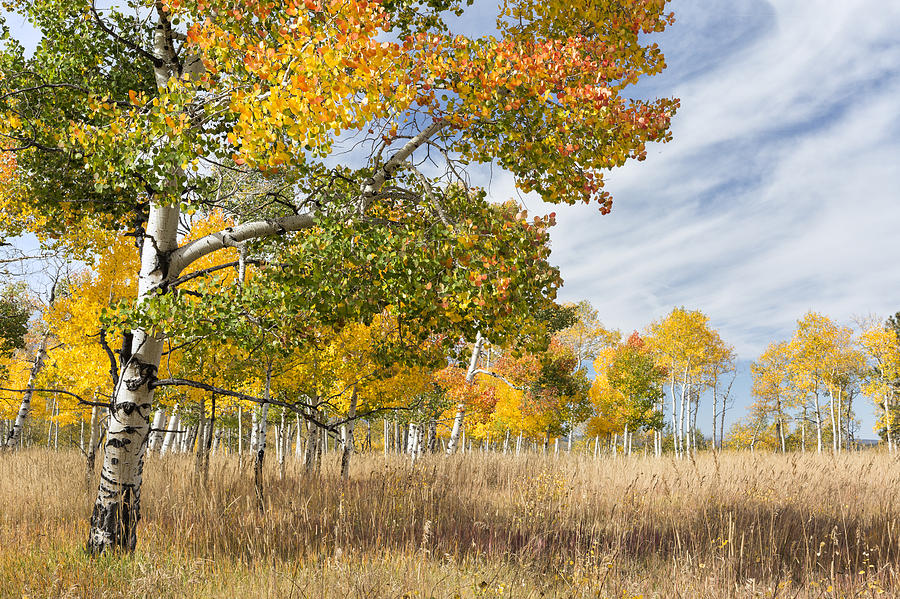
top-left (885, 395), bottom-right (894, 453)
top-left (250, 407), bottom-right (260, 455)
top-left (3, 331), bottom-right (50, 448)
top-left (86, 404), bottom-right (102, 473)
top-left (678, 370), bottom-right (688, 458)
top-left (254, 392), bottom-right (271, 474)
top-left (801, 410), bottom-right (807, 453)
top-left (837, 388), bottom-right (850, 453)
top-left (340, 388), bottom-right (357, 481)
top-left (669, 374), bottom-right (678, 458)
top-left (406, 422), bottom-right (416, 454)
top-left (147, 408), bottom-right (166, 452)
top-left (829, 387), bottom-right (837, 453)
top-left (447, 333), bottom-right (484, 455)
top-left (294, 414), bottom-right (303, 462)
top-left (253, 363), bottom-right (272, 509)
top-left (515, 431), bottom-right (522, 456)
top-left (277, 410), bottom-right (287, 481)
top-left (238, 404), bottom-right (244, 465)
top-left (160, 408), bottom-right (179, 456)
top-left (814, 392), bottom-right (823, 453)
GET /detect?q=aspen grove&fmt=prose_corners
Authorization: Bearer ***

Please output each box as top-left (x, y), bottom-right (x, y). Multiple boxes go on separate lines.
top-left (0, 0), bottom-right (677, 553)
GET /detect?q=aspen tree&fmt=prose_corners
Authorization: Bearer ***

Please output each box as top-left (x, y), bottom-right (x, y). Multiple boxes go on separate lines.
top-left (859, 323), bottom-right (900, 452)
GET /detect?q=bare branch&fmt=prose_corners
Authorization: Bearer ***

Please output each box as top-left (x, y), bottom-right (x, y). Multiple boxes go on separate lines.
top-left (0, 386), bottom-right (108, 408)
top-left (91, 0), bottom-right (163, 68)
top-left (472, 369), bottom-right (529, 391)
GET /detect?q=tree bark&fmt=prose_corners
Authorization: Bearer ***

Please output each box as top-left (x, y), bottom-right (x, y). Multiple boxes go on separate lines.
top-left (277, 410), bottom-right (287, 481)
top-left (86, 404), bottom-right (102, 474)
top-left (147, 408), bottom-right (166, 452)
top-left (87, 200), bottom-right (179, 554)
top-left (813, 387), bottom-right (823, 453)
top-left (885, 395), bottom-right (894, 453)
top-left (254, 363), bottom-right (272, 511)
top-left (160, 408), bottom-right (179, 456)
top-left (447, 332), bottom-right (484, 455)
top-left (3, 331), bottom-right (50, 448)
top-left (340, 388), bottom-right (357, 481)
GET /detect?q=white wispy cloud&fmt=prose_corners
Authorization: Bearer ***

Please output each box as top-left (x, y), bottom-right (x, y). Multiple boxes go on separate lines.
top-left (488, 0), bottom-right (900, 359)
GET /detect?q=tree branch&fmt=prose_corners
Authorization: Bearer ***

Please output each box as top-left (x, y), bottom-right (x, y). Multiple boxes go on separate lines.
top-left (169, 259), bottom-right (259, 287)
top-left (98, 329), bottom-right (120, 386)
top-left (359, 119), bottom-right (446, 211)
top-left (0, 83), bottom-right (92, 103)
top-left (169, 213), bottom-right (315, 276)
top-left (151, 378), bottom-right (406, 432)
top-left (472, 369), bottom-right (529, 391)
top-left (0, 387), bottom-right (108, 408)
top-left (91, 0), bottom-right (163, 68)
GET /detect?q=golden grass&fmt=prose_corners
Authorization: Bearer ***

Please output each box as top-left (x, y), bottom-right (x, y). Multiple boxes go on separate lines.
top-left (1, 449), bottom-right (899, 598)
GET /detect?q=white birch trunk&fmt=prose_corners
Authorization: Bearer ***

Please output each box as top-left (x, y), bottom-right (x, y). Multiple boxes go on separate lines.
top-left (87, 198), bottom-right (179, 553)
top-left (211, 425), bottom-right (221, 455)
top-left (250, 407), bottom-right (260, 455)
top-left (340, 388), bottom-right (358, 481)
top-left (3, 331), bottom-right (50, 448)
top-left (86, 404), bottom-right (102, 473)
top-left (147, 408), bottom-right (166, 452)
top-left (295, 415), bottom-right (304, 460)
top-left (814, 391), bottom-right (823, 453)
top-left (837, 388), bottom-right (850, 453)
top-left (678, 368), bottom-right (689, 457)
top-left (406, 421), bottom-right (416, 454)
top-left (515, 431), bottom-right (522, 456)
top-left (829, 388), bottom-right (837, 453)
top-left (885, 395), bottom-right (894, 453)
top-left (160, 411), bottom-right (178, 456)
top-left (253, 364), bottom-right (272, 508)
top-left (447, 332), bottom-right (484, 455)
top-left (254, 401), bottom-right (270, 473)
top-left (237, 404), bottom-right (244, 465)
top-left (669, 374), bottom-right (678, 458)
top-left (277, 410), bottom-right (287, 481)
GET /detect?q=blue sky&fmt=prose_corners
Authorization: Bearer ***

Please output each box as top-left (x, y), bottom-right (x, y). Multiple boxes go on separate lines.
top-left (6, 0), bottom-right (899, 436)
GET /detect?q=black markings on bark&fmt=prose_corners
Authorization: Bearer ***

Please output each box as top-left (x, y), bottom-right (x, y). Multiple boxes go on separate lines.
top-left (118, 332), bottom-right (133, 372)
top-left (88, 486), bottom-right (141, 554)
top-left (124, 360), bottom-right (158, 392)
top-left (106, 437), bottom-right (131, 449)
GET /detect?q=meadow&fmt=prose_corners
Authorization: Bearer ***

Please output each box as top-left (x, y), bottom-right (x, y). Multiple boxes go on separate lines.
top-left (1, 449), bottom-right (898, 598)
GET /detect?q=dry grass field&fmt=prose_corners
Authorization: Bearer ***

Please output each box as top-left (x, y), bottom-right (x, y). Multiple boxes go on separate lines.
top-left (1, 449), bottom-right (898, 598)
